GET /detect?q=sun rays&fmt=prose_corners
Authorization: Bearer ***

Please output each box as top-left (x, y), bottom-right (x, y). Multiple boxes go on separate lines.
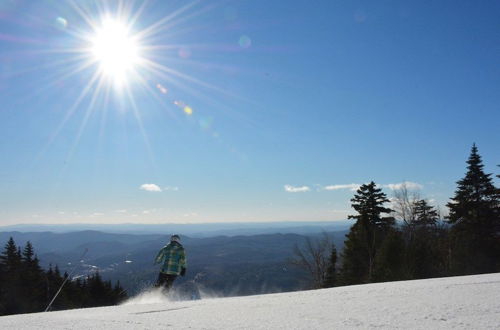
top-left (38, 0), bottom-right (229, 163)
top-left (1, 0), bottom-right (264, 181)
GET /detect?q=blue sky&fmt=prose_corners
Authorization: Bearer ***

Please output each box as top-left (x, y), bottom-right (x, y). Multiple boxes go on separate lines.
top-left (0, 0), bottom-right (498, 225)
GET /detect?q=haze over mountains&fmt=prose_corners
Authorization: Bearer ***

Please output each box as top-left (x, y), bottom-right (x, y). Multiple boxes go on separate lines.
top-left (0, 221), bottom-right (351, 236)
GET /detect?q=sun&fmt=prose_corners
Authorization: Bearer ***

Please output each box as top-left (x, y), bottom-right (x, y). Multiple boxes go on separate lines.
top-left (39, 1), bottom-right (235, 166)
top-left (90, 18), bottom-right (141, 86)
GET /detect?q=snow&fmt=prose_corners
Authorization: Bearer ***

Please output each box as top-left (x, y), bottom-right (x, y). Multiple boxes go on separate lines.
top-left (1, 273), bottom-right (499, 329)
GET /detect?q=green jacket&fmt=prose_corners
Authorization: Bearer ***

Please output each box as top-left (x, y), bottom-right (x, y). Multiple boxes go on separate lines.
top-left (154, 241), bottom-right (187, 275)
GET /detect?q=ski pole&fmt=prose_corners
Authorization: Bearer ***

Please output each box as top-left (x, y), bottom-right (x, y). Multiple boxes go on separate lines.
top-left (45, 248), bottom-right (88, 312)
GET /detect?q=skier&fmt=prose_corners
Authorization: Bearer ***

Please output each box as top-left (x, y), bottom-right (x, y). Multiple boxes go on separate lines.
top-left (154, 234), bottom-right (187, 292)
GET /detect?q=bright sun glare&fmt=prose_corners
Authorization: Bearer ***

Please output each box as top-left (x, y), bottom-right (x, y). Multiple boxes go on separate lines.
top-left (90, 18), bottom-right (140, 86)
top-left (46, 1), bottom-right (223, 154)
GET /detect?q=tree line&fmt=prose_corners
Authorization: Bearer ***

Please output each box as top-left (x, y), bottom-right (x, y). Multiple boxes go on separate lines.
top-left (294, 144), bottom-right (499, 288)
top-left (0, 238), bottom-right (127, 316)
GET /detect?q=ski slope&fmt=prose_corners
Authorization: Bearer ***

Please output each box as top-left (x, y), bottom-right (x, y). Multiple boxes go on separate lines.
top-left (1, 273), bottom-right (499, 329)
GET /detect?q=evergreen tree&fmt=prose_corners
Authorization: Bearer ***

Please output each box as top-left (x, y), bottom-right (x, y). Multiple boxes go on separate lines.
top-left (113, 281), bottom-right (127, 303)
top-left (86, 272), bottom-right (120, 307)
top-left (0, 243), bottom-right (6, 314)
top-left (0, 238), bottom-right (23, 314)
top-left (372, 229), bottom-right (406, 282)
top-left (79, 277), bottom-right (91, 307)
top-left (339, 223), bottom-right (370, 285)
top-left (0, 238), bottom-right (21, 272)
top-left (0, 238), bottom-right (128, 315)
top-left (349, 182), bottom-right (394, 230)
top-left (340, 182), bottom-right (394, 284)
top-left (413, 200), bottom-right (439, 227)
top-left (405, 225), bottom-right (446, 279)
top-left (446, 144), bottom-right (500, 274)
top-left (20, 242), bottom-right (46, 312)
top-left (46, 266), bottom-right (72, 311)
top-left (322, 245), bottom-right (337, 288)
top-left (22, 242), bottom-right (34, 263)
top-left (497, 164), bottom-right (500, 206)
top-left (406, 200), bottom-right (443, 278)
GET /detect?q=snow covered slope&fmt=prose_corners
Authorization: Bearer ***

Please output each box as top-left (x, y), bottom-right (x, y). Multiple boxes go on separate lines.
top-left (1, 273), bottom-right (499, 329)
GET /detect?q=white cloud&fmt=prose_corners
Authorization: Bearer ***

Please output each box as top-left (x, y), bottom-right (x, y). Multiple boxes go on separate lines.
top-left (285, 181), bottom-right (423, 194)
top-left (284, 185), bottom-right (310, 193)
top-left (387, 197), bottom-right (399, 209)
top-left (384, 181), bottom-right (423, 191)
top-left (324, 184), bottom-right (360, 191)
top-left (115, 209), bottom-right (128, 213)
top-left (140, 183), bottom-right (162, 192)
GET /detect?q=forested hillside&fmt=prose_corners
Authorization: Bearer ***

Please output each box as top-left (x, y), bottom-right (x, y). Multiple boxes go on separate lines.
top-left (0, 238), bottom-right (127, 316)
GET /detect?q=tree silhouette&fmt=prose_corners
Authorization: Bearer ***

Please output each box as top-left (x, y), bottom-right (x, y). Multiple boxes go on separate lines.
top-left (340, 182), bottom-right (394, 284)
top-left (322, 245), bottom-right (337, 288)
top-left (446, 144), bottom-right (499, 274)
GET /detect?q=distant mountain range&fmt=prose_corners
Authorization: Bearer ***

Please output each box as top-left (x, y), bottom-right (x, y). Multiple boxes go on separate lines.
top-left (0, 220), bottom-right (351, 236)
top-left (0, 222), bottom-right (351, 296)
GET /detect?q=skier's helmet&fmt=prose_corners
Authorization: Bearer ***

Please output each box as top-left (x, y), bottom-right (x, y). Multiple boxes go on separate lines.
top-left (171, 234), bottom-right (181, 243)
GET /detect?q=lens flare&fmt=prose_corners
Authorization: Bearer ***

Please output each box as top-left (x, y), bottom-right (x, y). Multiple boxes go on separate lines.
top-left (238, 35), bottom-right (251, 48)
top-left (178, 47), bottom-right (191, 59)
top-left (55, 17), bottom-right (68, 29)
top-left (156, 83), bottom-right (168, 94)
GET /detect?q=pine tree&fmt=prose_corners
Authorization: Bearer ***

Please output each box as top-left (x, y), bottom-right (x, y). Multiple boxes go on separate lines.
top-left (20, 242), bottom-right (46, 312)
top-left (0, 237), bottom-right (128, 315)
top-left (0, 238), bottom-right (23, 314)
top-left (22, 242), bottom-right (34, 263)
top-left (446, 144), bottom-right (500, 274)
top-left (349, 182), bottom-right (394, 229)
top-left (496, 165), bottom-right (500, 203)
top-left (0, 238), bottom-right (21, 272)
top-left (339, 223), bottom-right (369, 285)
top-left (413, 200), bottom-right (439, 227)
top-left (372, 229), bottom-right (406, 282)
top-left (87, 272), bottom-right (103, 307)
top-left (340, 182), bottom-right (394, 284)
top-left (404, 199), bottom-right (439, 278)
top-left (47, 265), bottom-right (74, 311)
top-left (322, 245), bottom-right (337, 288)
top-left (112, 281), bottom-right (127, 304)
top-left (0, 243), bottom-right (5, 315)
